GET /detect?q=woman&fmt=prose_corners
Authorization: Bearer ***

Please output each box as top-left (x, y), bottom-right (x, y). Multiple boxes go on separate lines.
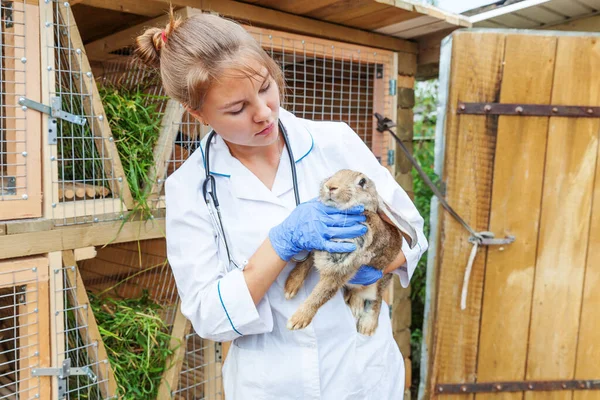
top-left (135, 10), bottom-right (427, 400)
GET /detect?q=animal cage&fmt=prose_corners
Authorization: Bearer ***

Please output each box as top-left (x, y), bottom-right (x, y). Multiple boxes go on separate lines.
top-left (86, 6), bottom-right (398, 209)
top-left (76, 239), bottom-right (224, 400)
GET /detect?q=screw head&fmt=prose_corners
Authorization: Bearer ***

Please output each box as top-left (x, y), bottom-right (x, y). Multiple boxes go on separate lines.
top-left (52, 203), bottom-right (57, 208)
top-left (86, 72), bottom-right (92, 78)
top-left (22, 106), bottom-right (27, 111)
top-left (94, 217), bottom-right (99, 223)
top-left (21, 57), bottom-right (27, 63)
top-left (64, 2), bottom-right (69, 7)
top-left (76, 48), bottom-right (81, 55)
top-left (50, 156), bottom-right (56, 161)
top-left (587, 108), bottom-right (594, 114)
top-left (552, 107), bottom-right (558, 113)
top-left (22, 152), bottom-right (27, 157)
top-left (45, 21), bottom-right (51, 27)
top-left (459, 104), bottom-right (466, 111)
top-left (484, 104), bottom-right (492, 112)
top-left (47, 66), bottom-right (52, 71)
top-left (108, 137), bottom-right (114, 142)
top-left (515, 106), bottom-right (524, 113)
top-left (32, 267), bottom-right (37, 272)
top-left (34, 308), bottom-right (38, 313)
top-left (98, 115), bottom-right (104, 121)
top-left (22, 194), bottom-right (28, 200)
top-left (118, 177), bottom-right (123, 182)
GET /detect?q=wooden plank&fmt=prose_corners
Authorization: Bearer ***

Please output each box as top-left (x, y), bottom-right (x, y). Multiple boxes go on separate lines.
top-left (525, 36), bottom-right (600, 400)
top-left (36, 260), bottom-right (52, 399)
top-left (47, 251), bottom-right (63, 400)
top-left (79, 0), bottom-right (170, 17)
top-left (371, 64), bottom-right (386, 166)
top-left (74, 246), bottom-right (97, 261)
top-left (475, 34), bottom-right (557, 400)
top-left (147, 99), bottom-right (185, 201)
top-left (0, 218), bottom-right (165, 260)
top-left (157, 307), bottom-right (191, 399)
top-left (62, 250), bottom-right (118, 398)
top-left (58, 4), bottom-right (134, 209)
top-left (39, 0), bottom-right (59, 220)
top-left (429, 31), bottom-right (505, 399)
top-left (574, 92), bottom-right (600, 400)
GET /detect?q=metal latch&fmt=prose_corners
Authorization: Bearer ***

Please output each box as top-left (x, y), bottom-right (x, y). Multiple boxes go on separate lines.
top-left (32, 358), bottom-right (97, 399)
top-left (19, 97), bottom-right (86, 126)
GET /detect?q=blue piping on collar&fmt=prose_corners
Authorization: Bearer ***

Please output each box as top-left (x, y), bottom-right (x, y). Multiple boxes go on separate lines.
top-left (199, 129), bottom-right (314, 178)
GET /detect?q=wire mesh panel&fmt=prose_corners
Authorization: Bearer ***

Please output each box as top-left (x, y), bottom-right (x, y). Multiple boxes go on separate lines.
top-left (0, 0), bottom-right (42, 220)
top-left (174, 335), bottom-right (223, 400)
top-left (39, 0), bottom-right (132, 226)
top-left (53, 263), bottom-right (113, 399)
top-left (0, 257), bottom-right (51, 399)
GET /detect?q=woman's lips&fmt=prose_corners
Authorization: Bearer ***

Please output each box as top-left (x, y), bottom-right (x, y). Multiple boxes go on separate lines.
top-left (255, 122), bottom-right (274, 136)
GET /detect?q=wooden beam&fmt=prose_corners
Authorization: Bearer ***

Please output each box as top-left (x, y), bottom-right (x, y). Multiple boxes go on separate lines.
top-left (82, 0), bottom-right (418, 53)
top-left (0, 218), bottom-right (165, 260)
top-left (78, 0), bottom-right (171, 17)
top-left (157, 307), bottom-right (191, 399)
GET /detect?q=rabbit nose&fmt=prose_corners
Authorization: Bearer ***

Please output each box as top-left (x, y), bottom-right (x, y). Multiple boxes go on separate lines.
top-left (328, 186), bottom-right (338, 192)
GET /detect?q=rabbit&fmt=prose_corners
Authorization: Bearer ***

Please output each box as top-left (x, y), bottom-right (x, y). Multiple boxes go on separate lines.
top-left (284, 169), bottom-right (418, 336)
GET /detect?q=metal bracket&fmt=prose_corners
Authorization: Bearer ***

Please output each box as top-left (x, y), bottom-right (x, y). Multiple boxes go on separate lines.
top-left (457, 102), bottom-right (600, 117)
top-left (32, 358), bottom-right (97, 399)
top-left (437, 379), bottom-right (600, 394)
top-left (387, 149), bottom-right (395, 166)
top-left (215, 342), bottom-right (223, 363)
top-left (0, 176), bottom-right (16, 196)
top-left (469, 231), bottom-right (516, 246)
top-left (19, 96), bottom-right (86, 126)
top-left (389, 79), bottom-right (397, 96)
top-left (1, 1), bottom-right (13, 29)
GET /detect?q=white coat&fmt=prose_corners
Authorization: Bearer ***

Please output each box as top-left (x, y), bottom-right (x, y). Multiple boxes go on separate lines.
top-left (165, 107), bottom-right (428, 400)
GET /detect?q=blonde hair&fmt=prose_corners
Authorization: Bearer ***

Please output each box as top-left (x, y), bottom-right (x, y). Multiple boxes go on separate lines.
top-left (134, 10), bottom-right (285, 111)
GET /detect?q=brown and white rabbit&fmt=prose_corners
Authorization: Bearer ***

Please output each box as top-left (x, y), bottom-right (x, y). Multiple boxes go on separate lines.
top-left (284, 169), bottom-right (418, 336)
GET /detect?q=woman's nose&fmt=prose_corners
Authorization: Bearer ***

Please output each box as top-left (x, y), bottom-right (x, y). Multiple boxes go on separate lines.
top-left (254, 101), bottom-right (271, 123)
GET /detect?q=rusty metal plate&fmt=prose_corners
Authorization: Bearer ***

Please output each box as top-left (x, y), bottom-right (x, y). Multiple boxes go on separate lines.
top-left (437, 380), bottom-right (600, 394)
top-left (457, 102), bottom-right (600, 117)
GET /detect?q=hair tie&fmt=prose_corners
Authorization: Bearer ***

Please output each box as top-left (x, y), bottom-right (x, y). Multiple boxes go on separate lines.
top-left (161, 30), bottom-right (168, 44)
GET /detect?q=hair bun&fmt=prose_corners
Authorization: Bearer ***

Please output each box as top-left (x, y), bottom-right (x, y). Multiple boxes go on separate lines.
top-left (134, 27), bottom-right (164, 69)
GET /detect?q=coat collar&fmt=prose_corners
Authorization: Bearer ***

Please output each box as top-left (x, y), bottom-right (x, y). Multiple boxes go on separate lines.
top-left (197, 107), bottom-right (314, 178)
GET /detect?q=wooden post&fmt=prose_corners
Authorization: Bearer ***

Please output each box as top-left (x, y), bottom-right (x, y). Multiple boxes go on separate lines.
top-left (47, 251), bottom-right (64, 400)
top-left (392, 50), bottom-right (417, 398)
top-left (147, 99), bottom-right (185, 202)
top-left (157, 307), bottom-right (191, 399)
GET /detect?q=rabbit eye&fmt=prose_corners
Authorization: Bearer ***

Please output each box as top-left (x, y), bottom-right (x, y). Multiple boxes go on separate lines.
top-left (358, 178), bottom-right (366, 187)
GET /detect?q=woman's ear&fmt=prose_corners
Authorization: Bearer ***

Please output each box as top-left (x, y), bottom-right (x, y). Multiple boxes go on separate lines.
top-left (185, 106), bottom-right (207, 125)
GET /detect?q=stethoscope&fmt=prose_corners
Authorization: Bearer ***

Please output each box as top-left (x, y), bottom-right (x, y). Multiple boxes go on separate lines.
top-left (202, 119), bottom-right (306, 271)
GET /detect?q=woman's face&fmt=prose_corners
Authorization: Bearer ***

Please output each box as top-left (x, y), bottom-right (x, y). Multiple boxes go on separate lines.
top-left (195, 61), bottom-right (281, 148)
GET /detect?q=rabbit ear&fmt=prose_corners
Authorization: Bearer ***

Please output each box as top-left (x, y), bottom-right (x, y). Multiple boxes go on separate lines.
top-left (377, 195), bottom-right (418, 249)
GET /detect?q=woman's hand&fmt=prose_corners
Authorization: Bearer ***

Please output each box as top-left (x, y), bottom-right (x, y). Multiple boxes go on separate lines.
top-left (268, 198), bottom-right (367, 261)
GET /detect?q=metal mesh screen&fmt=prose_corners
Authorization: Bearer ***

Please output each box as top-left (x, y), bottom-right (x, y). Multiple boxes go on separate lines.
top-left (0, 1), bottom-right (28, 203)
top-left (174, 335), bottom-right (223, 400)
top-left (54, 265), bottom-right (111, 399)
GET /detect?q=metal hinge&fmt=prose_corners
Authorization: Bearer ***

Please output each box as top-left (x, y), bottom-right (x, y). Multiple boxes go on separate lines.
top-left (437, 379), bottom-right (600, 394)
top-left (457, 102), bottom-right (600, 117)
top-left (387, 149), bottom-right (395, 166)
top-left (0, 176), bottom-right (16, 195)
top-left (32, 358), bottom-right (97, 399)
top-left (215, 342), bottom-right (223, 363)
top-left (1, 1), bottom-right (13, 29)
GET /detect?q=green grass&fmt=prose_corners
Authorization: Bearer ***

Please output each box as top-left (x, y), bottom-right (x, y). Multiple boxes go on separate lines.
top-left (89, 291), bottom-right (177, 399)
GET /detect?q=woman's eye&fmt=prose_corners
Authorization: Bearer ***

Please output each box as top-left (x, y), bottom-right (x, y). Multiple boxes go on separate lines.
top-left (230, 106), bottom-right (244, 115)
top-left (260, 82), bottom-right (271, 92)
top-left (358, 178), bottom-right (366, 187)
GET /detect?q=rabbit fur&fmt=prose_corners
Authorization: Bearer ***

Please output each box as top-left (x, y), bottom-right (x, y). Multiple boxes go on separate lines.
top-left (284, 169), bottom-right (411, 336)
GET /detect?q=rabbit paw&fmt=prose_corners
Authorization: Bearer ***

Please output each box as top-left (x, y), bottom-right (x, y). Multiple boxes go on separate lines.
top-left (357, 313), bottom-right (378, 336)
top-left (347, 293), bottom-right (365, 320)
top-left (287, 308), bottom-right (314, 330)
top-left (284, 277), bottom-right (303, 300)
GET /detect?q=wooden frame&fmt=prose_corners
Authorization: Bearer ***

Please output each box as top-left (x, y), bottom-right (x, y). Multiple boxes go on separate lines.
top-left (39, 0), bottom-right (133, 223)
top-left (0, 1), bottom-right (43, 220)
top-left (0, 256), bottom-right (51, 399)
top-left (157, 306), bottom-right (191, 399)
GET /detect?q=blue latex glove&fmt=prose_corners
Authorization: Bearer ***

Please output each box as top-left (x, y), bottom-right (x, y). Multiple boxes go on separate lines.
top-left (348, 265), bottom-right (383, 285)
top-left (269, 199), bottom-right (367, 261)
